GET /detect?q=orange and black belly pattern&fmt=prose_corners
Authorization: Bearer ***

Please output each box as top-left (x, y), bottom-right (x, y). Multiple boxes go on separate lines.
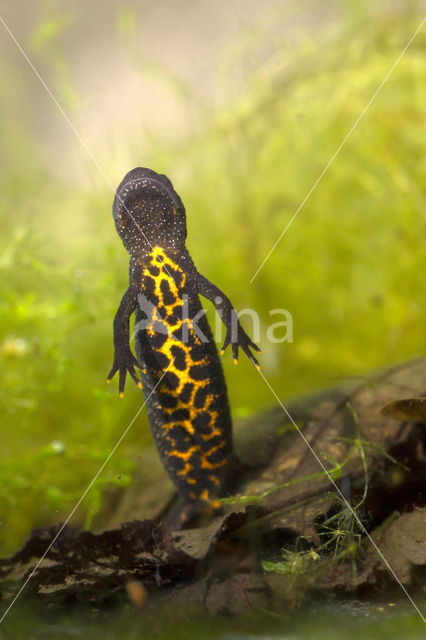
top-left (134, 246), bottom-right (232, 505)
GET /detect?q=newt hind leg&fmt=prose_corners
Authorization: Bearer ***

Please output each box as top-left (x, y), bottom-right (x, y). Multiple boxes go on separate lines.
top-left (162, 495), bottom-right (224, 531)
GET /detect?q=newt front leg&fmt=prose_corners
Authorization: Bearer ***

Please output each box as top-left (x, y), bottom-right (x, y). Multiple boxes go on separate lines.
top-left (195, 272), bottom-right (260, 366)
top-left (107, 285), bottom-right (144, 396)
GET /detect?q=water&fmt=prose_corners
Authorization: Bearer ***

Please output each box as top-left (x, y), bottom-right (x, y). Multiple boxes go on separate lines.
top-left (1, 592), bottom-right (425, 640)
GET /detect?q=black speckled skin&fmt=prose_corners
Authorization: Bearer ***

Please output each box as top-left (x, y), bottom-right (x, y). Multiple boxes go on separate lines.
top-left (108, 167), bottom-right (259, 510)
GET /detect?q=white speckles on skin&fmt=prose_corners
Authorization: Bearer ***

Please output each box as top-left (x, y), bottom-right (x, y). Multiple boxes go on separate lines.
top-left (113, 170), bottom-right (187, 256)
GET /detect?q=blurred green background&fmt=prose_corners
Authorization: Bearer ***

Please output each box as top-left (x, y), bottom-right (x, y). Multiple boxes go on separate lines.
top-left (0, 0), bottom-right (424, 555)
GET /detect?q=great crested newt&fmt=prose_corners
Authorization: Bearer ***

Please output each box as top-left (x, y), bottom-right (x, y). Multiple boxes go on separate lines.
top-left (108, 167), bottom-right (259, 513)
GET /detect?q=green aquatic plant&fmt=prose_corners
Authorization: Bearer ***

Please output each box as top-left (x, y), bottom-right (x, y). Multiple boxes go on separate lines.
top-left (220, 400), bottom-right (398, 508)
top-left (0, 2), bottom-right (424, 554)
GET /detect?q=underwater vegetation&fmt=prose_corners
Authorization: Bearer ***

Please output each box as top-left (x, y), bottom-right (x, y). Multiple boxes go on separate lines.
top-left (0, 2), bottom-right (424, 554)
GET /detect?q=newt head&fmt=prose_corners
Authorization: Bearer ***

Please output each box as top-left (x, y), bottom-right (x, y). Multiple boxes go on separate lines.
top-left (113, 167), bottom-right (187, 256)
